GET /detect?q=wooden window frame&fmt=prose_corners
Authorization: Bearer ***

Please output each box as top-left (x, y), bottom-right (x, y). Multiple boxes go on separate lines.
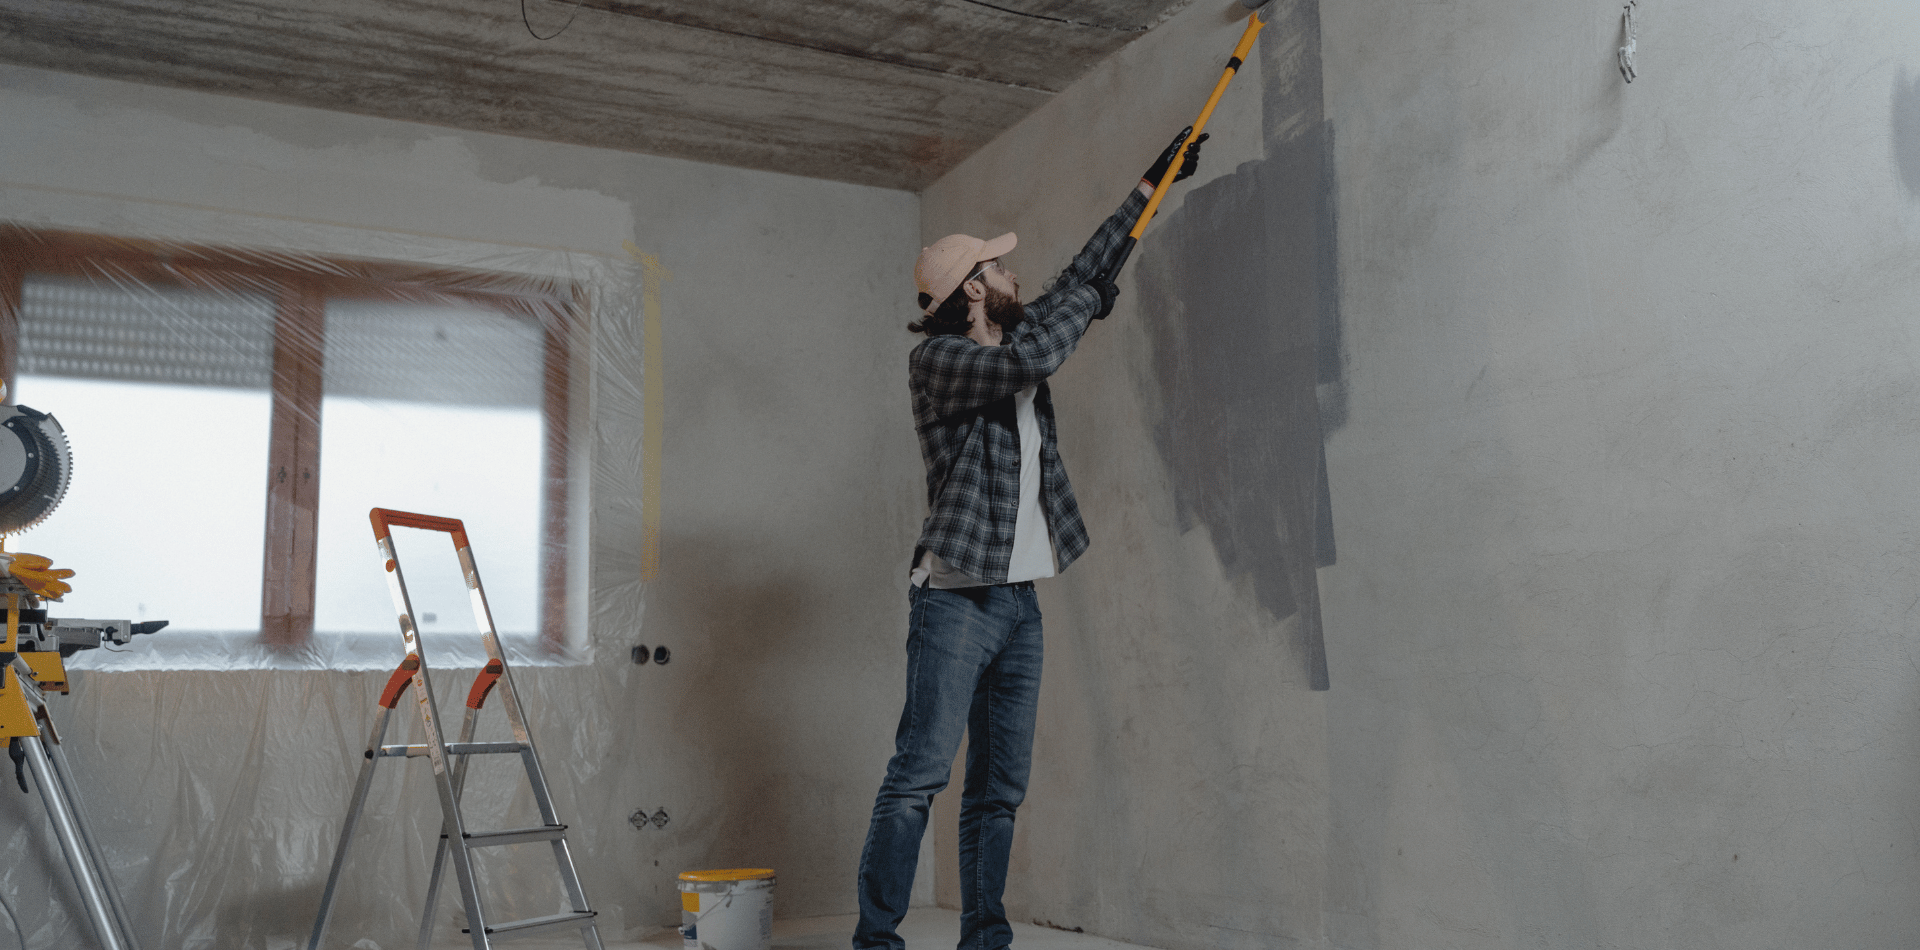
top-left (0, 225), bottom-right (577, 652)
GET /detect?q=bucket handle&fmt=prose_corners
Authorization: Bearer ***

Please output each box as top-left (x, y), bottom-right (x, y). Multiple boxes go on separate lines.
top-left (685, 890), bottom-right (735, 926)
top-left (679, 887), bottom-right (752, 941)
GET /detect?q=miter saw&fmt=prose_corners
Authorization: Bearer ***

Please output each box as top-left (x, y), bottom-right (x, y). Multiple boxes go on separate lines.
top-left (0, 383), bottom-right (162, 950)
top-left (0, 396), bottom-right (70, 536)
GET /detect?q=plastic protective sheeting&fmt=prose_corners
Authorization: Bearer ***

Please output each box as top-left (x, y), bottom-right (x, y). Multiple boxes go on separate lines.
top-left (0, 222), bottom-right (656, 947)
top-left (2, 225), bottom-right (606, 668)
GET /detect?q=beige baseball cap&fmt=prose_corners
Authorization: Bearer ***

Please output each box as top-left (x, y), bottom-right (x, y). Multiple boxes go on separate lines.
top-left (915, 232), bottom-right (1017, 314)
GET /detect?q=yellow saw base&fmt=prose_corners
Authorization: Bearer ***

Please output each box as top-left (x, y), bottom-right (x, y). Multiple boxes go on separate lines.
top-left (0, 667), bottom-right (40, 739)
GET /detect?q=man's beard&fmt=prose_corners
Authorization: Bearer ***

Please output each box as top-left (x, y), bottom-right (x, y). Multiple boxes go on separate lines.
top-left (983, 286), bottom-right (1026, 334)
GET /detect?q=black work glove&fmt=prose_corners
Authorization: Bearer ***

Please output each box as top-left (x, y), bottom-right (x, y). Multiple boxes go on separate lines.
top-left (1090, 275), bottom-right (1120, 320)
top-left (1141, 127), bottom-right (1209, 188)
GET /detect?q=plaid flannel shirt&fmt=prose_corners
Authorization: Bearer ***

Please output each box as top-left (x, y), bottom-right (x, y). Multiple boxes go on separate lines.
top-left (908, 188), bottom-right (1148, 584)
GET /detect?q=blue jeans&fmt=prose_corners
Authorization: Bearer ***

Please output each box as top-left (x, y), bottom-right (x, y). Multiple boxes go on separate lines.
top-left (853, 582), bottom-right (1045, 950)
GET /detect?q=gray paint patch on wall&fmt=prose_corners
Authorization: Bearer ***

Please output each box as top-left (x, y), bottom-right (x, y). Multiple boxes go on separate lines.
top-left (1893, 68), bottom-right (1920, 197)
top-left (1134, 0), bottom-right (1339, 689)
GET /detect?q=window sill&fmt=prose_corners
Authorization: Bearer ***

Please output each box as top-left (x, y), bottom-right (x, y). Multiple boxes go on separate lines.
top-left (65, 630), bottom-right (589, 672)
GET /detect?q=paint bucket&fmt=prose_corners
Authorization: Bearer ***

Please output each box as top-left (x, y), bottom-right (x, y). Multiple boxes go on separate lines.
top-left (678, 868), bottom-right (774, 950)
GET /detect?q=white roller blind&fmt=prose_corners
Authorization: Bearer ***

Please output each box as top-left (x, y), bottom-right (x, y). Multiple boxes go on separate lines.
top-left (18, 275), bottom-right (275, 390)
top-left (322, 301), bottom-right (544, 408)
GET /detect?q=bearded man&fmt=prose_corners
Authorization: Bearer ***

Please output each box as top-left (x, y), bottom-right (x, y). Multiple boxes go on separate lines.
top-left (852, 129), bottom-right (1205, 950)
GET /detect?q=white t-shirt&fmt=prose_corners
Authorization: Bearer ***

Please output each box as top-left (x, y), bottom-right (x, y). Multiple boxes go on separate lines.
top-left (913, 384), bottom-right (1057, 588)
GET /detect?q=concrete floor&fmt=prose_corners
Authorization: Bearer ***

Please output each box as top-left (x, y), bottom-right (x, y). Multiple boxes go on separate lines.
top-left (497, 908), bottom-right (1164, 950)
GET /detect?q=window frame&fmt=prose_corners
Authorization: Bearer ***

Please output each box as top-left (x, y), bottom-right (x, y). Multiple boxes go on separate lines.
top-left (0, 225), bottom-right (578, 652)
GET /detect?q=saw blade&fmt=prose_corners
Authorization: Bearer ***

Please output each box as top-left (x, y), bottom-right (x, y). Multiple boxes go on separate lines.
top-left (0, 405), bottom-right (71, 536)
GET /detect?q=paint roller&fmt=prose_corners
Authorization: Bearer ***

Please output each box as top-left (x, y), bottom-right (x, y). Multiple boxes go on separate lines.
top-left (1103, 0), bottom-right (1272, 285)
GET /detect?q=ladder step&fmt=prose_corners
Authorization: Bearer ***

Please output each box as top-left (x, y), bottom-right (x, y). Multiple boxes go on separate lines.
top-left (451, 824), bottom-right (568, 847)
top-left (463, 910), bottom-right (598, 938)
top-left (378, 741), bottom-right (529, 758)
top-left (446, 741), bottom-right (531, 756)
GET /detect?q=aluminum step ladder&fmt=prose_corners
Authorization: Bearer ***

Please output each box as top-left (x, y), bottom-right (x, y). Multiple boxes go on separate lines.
top-left (307, 508), bottom-right (602, 950)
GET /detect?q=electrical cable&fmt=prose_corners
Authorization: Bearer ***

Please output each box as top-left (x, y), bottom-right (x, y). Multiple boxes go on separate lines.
top-left (522, 0), bottom-right (582, 40)
top-left (950, 0), bottom-right (1148, 33)
top-left (1618, 0), bottom-right (1638, 82)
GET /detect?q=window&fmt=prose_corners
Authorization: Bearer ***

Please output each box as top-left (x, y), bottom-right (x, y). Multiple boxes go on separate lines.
top-left (0, 227), bottom-right (577, 664)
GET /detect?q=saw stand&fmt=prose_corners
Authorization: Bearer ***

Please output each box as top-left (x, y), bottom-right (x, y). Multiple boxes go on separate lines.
top-left (1, 587), bottom-right (142, 950)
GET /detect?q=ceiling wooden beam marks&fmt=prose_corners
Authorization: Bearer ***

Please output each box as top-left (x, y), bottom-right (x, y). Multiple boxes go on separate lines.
top-left (0, 0), bottom-right (1195, 190)
top-left (576, 0), bottom-right (1174, 91)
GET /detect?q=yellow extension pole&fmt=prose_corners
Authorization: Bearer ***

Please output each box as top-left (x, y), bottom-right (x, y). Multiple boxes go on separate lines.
top-left (1098, 9), bottom-right (1267, 293)
top-left (1133, 10), bottom-right (1266, 242)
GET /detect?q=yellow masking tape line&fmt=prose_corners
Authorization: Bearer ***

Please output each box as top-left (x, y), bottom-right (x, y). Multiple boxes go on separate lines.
top-left (624, 241), bottom-right (673, 582)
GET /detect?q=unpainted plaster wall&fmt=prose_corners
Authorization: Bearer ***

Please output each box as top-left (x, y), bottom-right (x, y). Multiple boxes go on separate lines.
top-left (0, 64), bottom-right (923, 945)
top-left (1320, 1), bottom-right (1920, 947)
top-left (919, 2), bottom-right (1336, 947)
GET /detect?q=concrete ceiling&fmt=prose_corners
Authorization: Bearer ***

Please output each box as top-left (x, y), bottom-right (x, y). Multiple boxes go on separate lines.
top-left (0, 0), bottom-right (1198, 191)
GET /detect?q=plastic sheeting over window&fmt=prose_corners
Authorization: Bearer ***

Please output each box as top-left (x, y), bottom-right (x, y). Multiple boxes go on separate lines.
top-left (1, 226), bottom-right (595, 671)
top-left (0, 221), bottom-right (651, 948)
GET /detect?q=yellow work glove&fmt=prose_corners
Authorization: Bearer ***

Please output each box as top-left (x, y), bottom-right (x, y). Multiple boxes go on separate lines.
top-left (4, 552), bottom-right (74, 601)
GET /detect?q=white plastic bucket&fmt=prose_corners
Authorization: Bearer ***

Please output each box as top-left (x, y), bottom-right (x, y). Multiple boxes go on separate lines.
top-left (678, 868), bottom-right (775, 950)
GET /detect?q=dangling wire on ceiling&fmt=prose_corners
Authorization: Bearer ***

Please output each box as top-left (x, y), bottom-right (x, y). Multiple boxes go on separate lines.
top-left (1617, 0), bottom-right (1639, 82)
top-left (952, 0), bottom-right (1149, 34)
top-left (523, 0), bottom-right (582, 40)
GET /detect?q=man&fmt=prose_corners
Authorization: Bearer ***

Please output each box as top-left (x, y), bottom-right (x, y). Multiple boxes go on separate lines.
top-left (853, 130), bottom-right (1205, 950)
